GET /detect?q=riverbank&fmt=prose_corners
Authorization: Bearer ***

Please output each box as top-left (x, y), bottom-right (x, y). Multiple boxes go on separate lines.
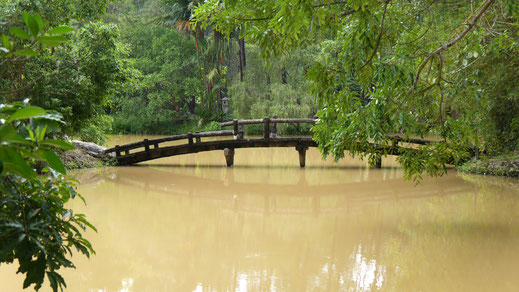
top-left (61, 141), bottom-right (115, 170)
top-left (458, 152), bottom-right (519, 177)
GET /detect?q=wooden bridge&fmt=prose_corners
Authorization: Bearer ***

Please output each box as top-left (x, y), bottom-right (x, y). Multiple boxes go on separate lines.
top-left (104, 117), bottom-right (434, 167)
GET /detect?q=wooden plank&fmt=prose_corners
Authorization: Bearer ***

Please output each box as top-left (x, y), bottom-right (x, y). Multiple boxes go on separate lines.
top-left (195, 130), bottom-right (233, 137)
top-left (114, 137), bottom-right (429, 165)
top-left (104, 130), bottom-right (233, 154)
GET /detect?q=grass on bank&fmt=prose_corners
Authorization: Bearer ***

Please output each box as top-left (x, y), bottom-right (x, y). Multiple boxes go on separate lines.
top-left (458, 152), bottom-right (519, 177)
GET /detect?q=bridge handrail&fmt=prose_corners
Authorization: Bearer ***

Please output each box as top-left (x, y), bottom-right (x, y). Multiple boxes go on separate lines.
top-left (220, 118), bottom-right (435, 146)
top-left (104, 130), bottom-right (234, 154)
top-left (104, 115), bottom-right (451, 168)
top-left (220, 118), bottom-right (316, 127)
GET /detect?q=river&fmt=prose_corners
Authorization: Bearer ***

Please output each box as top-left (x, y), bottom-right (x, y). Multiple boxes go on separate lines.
top-left (2, 135), bottom-right (519, 291)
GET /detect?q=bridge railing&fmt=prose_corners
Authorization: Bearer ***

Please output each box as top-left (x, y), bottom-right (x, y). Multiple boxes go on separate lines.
top-left (104, 116), bottom-right (440, 166)
top-left (220, 117), bottom-right (317, 140)
top-left (104, 130), bottom-right (234, 156)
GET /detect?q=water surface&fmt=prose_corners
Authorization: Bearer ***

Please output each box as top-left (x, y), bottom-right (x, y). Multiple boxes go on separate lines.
top-left (2, 135), bottom-right (519, 291)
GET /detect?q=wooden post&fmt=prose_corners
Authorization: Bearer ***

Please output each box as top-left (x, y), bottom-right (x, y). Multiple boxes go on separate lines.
top-left (224, 148), bottom-right (235, 167)
top-left (115, 145), bottom-right (121, 157)
top-left (263, 117), bottom-right (270, 141)
top-left (233, 119), bottom-right (239, 140)
top-left (238, 124), bottom-right (244, 139)
top-left (195, 132), bottom-right (201, 143)
top-left (188, 132), bottom-right (194, 145)
top-left (296, 144), bottom-right (308, 168)
top-left (154, 142), bottom-right (159, 149)
top-left (144, 139), bottom-right (150, 152)
top-left (124, 149), bottom-right (130, 156)
top-left (375, 155), bottom-right (382, 168)
top-left (271, 115), bottom-right (278, 138)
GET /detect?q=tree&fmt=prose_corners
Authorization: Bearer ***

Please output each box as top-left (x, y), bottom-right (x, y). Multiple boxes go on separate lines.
top-left (0, 0), bottom-right (130, 144)
top-left (0, 14), bottom-right (95, 292)
top-left (229, 44), bottom-right (316, 134)
top-left (111, 23), bottom-right (203, 133)
top-left (193, 0), bottom-right (519, 179)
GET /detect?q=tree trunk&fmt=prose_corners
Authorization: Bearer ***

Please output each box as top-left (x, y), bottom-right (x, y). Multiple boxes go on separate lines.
top-left (239, 38), bottom-right (246, 82)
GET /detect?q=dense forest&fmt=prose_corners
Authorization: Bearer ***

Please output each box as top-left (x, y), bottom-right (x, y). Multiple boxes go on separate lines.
top-left (0, 0), bottom-right (518, 290)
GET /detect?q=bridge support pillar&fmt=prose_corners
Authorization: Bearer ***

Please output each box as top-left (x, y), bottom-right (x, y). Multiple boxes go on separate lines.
top-left (296, 145), bottom-right (308, 168)
top-left (374, 155), bottom-right (382, 168)
top-left (224, 148), bottom-right (235, 167)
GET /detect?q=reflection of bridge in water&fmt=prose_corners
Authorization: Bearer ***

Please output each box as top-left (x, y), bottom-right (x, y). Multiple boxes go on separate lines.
top-left (79, 166), bottom-right (475, 216)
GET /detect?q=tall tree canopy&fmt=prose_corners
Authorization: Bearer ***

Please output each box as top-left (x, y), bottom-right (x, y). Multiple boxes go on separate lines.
top-left (0, 0), bottom-right (130, 143)
top-left (194, 0), bottom-right (519, 179)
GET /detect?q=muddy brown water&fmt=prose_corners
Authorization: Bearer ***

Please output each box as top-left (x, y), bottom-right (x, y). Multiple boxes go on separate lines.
top-left (2, 135), bottom-right (519, 291)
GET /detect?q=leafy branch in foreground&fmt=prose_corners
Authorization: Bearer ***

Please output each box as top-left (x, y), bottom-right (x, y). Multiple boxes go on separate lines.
top-left (1, 12), bottom-right (95, 292)
top-left (0, 102), bottom-right (96, 291)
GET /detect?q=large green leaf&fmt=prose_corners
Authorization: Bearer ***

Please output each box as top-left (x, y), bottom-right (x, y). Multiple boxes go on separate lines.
top-left (41, 150), bottom-right (66, 174)
top-left (41, 139), bottom-right (75, 151)
top-left (0, 147), bottom-right (36, 179)
top-left (46, 26), bottom-right (74, 35)
top-left (37, 36), bottom-right (67, 47)
top-left (34, 112), bottom-right (64, 123)
top-left (2, 135), bottom-right (30, 145)
top-left (22, 253), bottom-right (46, 290)
top-left (13, 49), bottom-right (38, 57)
top-left (7, 106), bottom-right (46, 122)
top-left (1, 34), bottom-right (10, 50)
top-left (33, 14), bottom-right (43, 32)
top-left (23, 11), bottom-right (30, 29)
top-left (9, 28), bottom-right (31, 40)
top-left (0, 124), bottom-right (17, 142)
top-left (26, 14), bottom-right (41, 37)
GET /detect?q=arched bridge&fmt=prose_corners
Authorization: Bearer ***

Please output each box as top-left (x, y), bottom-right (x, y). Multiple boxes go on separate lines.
top-left (104, 117), bottom-right (437, 167)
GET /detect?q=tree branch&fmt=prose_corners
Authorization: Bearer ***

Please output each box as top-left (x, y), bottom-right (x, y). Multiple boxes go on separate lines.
top-left (313, 1), bottom-right (350, 8)
top-left (360, 1), bottom-right (390, 69)
top-left (0, 71), bottom-right (58, 97)
top-left (408, 0), bottom-right (495, 95)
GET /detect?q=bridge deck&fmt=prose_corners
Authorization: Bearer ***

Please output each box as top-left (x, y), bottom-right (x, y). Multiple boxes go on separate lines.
top-left (105, 117), bottom-right (449, 167)
top-left (114, 137), bottom-right (317, 165)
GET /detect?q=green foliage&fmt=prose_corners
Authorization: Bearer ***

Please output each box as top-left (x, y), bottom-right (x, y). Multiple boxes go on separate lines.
top-left (0, 0), bottom-right (109, 27)
top-left (1, 13), bottom-right (95, 292)
top-left (76, 115), bottom-right (113, 145)
top-left (109, 0), bottom-right (238, 132)
top-left (0, 12), bottom-right (70, 58)
top-left (0, 102), bottom-right (95, 292)
top-left (1, 2), bottom-right (130, 143)
top-left (194, 0), bottom-right (519, 179)
top-left (467, 29), bottom-right (519, 152)
top-left (111, 16), bottom-right (204, 134)
top-left (229, 45), bottom-right (315, 134)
